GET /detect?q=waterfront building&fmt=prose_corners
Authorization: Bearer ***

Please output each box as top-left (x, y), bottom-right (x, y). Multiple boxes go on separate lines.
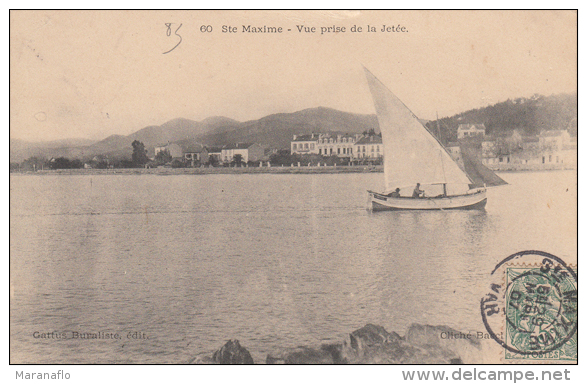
top-left (221, 143), bottom-right (264, 163)
top-left (538, 131), bottom-right (576, 166)
top-left (289, 132), bottom-right (386, 160)
top-left (291, 133), bottom-right (359, 158)
top-left (538, 130), bottom-right (571, 151)
top-left (154, 143), bottom-right (183, 159)
top-left (480, 129), bottom-right (576, 168)
top-left (353, 135), bottom-right (383, 159)
top-left (316, 133), bottom-right (358, 158)
top-left (183, 143), bottom-right (209, 167)
top-left (291, 134), bottom-right (319, 155)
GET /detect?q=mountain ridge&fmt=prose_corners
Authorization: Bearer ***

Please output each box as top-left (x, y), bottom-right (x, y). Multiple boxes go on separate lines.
top-left (10, 107), bottom-right (378, 162)
top-left (10, 93), bottom-right (577, 163)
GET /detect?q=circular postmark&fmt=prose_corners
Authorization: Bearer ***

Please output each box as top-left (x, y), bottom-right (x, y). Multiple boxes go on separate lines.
top-left (480, 251), bottom-right (577, 359)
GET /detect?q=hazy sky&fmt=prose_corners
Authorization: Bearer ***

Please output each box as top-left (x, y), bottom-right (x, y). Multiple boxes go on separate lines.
top-left (10, 10), bottom-right (577, 142)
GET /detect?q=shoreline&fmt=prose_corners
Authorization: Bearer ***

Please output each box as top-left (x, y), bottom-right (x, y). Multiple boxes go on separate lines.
top-left (483, 164), bottom-right (576, 172)
top-left (11, 165), bottom-right (384, 176)
top-left (9, 164), bottom-right (576, 176)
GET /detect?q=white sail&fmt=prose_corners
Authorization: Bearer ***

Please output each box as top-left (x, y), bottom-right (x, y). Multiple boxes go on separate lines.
top-left (364, 67), bottom-right (472, 192)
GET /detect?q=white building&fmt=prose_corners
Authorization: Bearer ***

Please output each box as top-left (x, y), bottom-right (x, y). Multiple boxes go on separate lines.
top-left (353, 135), bottom-right (383, 159)
top-left (291, 133), bottom-right (360, 158)
top-left (221, 143), bottom-right (264, 163)
top-left (316, 133), bottom-right (358, 158)
top-left (457, 123), bottom-right (486, 139)
top-left (291, 134), bottom-right (319, 155)
top-left (538, 130), bottom-right (571, 151)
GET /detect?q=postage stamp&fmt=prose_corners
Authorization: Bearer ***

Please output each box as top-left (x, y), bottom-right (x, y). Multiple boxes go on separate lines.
top-left (481, 250), bottom-right (577, 363)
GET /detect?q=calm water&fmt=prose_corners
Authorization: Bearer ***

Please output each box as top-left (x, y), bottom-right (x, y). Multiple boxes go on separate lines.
top-left (10, 171), bottom-right (577, 363)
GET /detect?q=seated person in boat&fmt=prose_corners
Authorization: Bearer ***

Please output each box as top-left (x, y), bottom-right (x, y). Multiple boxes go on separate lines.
top-left (388, 188), bottom-right (401, 198)
top-left (412, 183), bottom-right (424, 198)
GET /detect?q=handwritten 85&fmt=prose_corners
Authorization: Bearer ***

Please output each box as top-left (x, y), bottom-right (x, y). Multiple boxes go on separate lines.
top-left (162, 23), bottom-right (214, 54)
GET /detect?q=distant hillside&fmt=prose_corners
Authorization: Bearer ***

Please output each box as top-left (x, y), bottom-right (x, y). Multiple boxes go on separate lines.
top-left (96, 117), bottom-right (241, 157)
top-left (10, 108), bottom-right (378, 161)
top-left (10, 117), bottom-right (240, 162)
top-left (195, 107), bottom-right (378, 149)
top-left (9, 138), bottom-right (97, 162)
top-left (428, 93), bottom-right (577, 144)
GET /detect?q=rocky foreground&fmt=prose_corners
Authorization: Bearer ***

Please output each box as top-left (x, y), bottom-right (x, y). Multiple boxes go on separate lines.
top-left (191, 323), bottom-right (483, 364)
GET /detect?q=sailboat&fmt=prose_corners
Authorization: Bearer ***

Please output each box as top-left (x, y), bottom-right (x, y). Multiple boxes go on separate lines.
top-left (364, 67), bottom-right (507, 211)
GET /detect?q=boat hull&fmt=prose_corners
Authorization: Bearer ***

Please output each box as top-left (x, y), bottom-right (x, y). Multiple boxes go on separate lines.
top-left (368, 190), bottom-right (487, 211)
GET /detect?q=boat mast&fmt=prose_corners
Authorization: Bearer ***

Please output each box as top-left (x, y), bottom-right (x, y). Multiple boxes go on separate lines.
top-left (436, 111), bottom-right (442, 143)
top-left (439, 150), bottom-right (448, 195)
top-left (437, 112), bottom-right (447, 195)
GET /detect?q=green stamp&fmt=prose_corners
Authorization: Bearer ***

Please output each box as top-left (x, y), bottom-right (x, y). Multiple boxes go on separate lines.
top-left (504, 265), bottom-right (577, 361)
top-left (481, 251), bottom-right (577, 362)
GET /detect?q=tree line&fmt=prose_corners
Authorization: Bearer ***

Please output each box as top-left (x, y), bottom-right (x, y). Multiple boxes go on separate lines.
top-left (10, 139), bottom-right (382, 172)
top-left (10, 140), bottom-right (153, 171)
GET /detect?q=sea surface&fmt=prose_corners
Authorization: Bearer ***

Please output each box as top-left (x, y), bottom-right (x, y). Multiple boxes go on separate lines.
top-left (9, 171), bottom-right (577, 363)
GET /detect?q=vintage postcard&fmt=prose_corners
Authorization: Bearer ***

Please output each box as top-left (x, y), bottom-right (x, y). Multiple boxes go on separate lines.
top-left (10, 10), bottom-right (577, 370)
